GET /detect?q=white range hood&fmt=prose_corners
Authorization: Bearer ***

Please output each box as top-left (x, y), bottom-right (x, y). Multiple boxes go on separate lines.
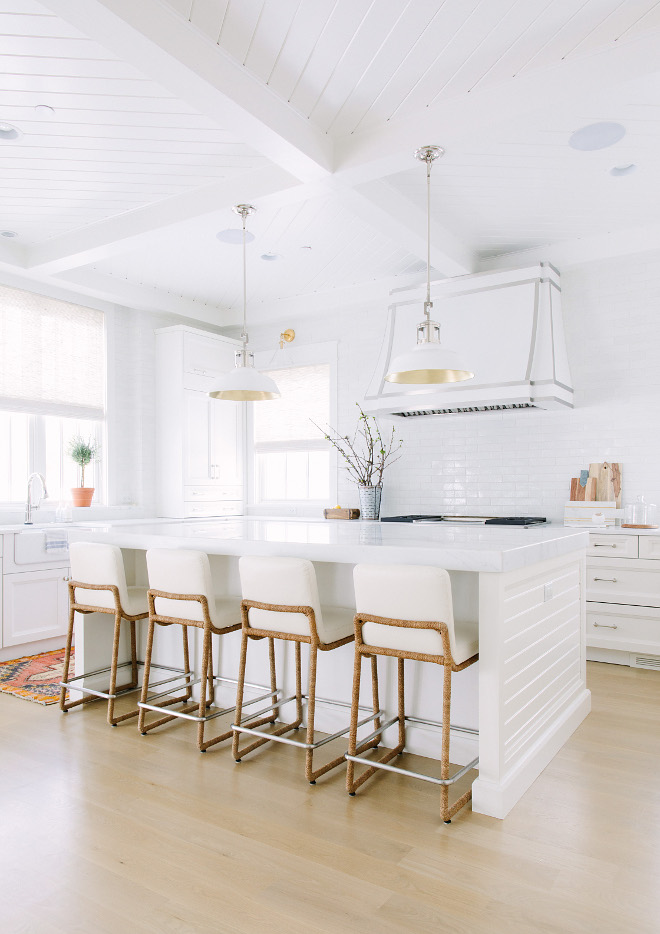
top-left (364, 263), bottom-right (573, 418)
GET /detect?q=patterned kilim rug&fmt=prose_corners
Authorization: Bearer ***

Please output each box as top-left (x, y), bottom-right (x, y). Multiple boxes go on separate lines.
top-left (0, 648), bottom-right (72, 705)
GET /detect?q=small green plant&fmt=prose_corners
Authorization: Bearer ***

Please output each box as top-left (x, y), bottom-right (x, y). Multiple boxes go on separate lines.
top-left (312, 404), bottom-right (403, 487)
top-left (67, 436), bottom-right (100, 488)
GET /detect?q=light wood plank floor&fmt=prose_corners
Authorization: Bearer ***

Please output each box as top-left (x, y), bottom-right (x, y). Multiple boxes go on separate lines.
top-left (1, 661), bottom-right (659, 934)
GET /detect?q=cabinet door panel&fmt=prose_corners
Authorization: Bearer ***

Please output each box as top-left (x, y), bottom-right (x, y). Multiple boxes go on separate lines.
top-left (184, 391), bottom-right (212, 485)
top-left (209, 398), bottom-right (242, 486)
top-left (587, 534), bottom-right (638, 558)
top-left (3, 568), bottom-right (69, 647)
top-left (586, 562), bottom-right (660, 607)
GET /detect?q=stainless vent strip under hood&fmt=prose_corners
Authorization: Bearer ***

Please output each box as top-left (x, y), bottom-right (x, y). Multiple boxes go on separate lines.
top-left (364, 263), bottom-right (573, 419)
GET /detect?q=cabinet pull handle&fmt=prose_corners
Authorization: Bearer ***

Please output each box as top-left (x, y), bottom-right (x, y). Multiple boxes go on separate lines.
top-left (593, 543), bottom-right (616, 548)
top-left (593, 622), bottom-right (618, 630)
top-left (593, 577), bottom-right (617, 583)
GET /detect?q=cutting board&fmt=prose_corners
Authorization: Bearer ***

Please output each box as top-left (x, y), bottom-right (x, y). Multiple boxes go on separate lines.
top-left (589, 462), bottom-right (621, 506)
top-left (569, 475), bottom-right (597, 501)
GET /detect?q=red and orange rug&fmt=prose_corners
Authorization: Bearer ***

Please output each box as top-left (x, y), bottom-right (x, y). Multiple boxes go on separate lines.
top-left (0, 648), bottom-right (71, 705)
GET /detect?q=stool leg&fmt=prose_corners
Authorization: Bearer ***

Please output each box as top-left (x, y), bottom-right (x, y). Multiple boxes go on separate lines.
top-left (347, 654), bottom-right (406, 795)
top-left (346, 647), bottom-right (363, 793)
top-left (294, 641), bottom-right (303, 725)
top-left (182, 625), bottom-right (193, 702)
top-left (269, 637), bottom-right (278, 722)
top-left (396, 657), bottom-right (406, 750)
top-left (107, 610), bottom-right (122, 726)
top-left (59, 603), bottom-right (76, 712)
top-left (130, 620), bottom-right (138, 688)
top-left (138, 618), bottom-right (156, 734)
top-left (197, 625), bottom-right (212, 751)
top-left (232, 629), bottom-right (249, 761)
top-left (304, 644), bottom-right (318, 783)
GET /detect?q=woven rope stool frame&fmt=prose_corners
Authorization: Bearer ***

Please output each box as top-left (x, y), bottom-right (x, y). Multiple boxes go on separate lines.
top-left (232, 599), bottom-right (385, 785)
top-left (345, 612), bottom-right (479, 824)
top-left (60, 580), bottom-right (185, 727)
top-left (138, 589), bottom-right (278, 753)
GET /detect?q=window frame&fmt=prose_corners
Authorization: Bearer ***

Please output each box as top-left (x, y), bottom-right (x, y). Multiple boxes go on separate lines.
top-left (247, 341), bottom-right (338, 513)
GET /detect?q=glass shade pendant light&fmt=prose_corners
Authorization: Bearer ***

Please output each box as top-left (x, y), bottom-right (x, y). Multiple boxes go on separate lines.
top-left (385, 146), bottom-right (474, 385)
top-left (209, 204), bottom-right (280, 401)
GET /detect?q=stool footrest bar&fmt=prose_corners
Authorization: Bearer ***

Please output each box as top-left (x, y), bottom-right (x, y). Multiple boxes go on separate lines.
top-left (345, 751), bottom-right (479, 786)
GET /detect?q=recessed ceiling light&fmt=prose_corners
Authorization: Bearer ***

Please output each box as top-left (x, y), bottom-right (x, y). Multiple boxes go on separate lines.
top-left (568, 122), bottom-right (625, 151)
top-left (34, 104), bottom-right (56, 116)
top-left (260, 252), bottom-right (281, 261)
top-left (216, 228), bottom-right (255, 244)
top-left (1, 230), bottom-right (17, 238)
top-left (610, 163), bottom-right (636, 177)
top-left (0, 122), bottom-right (22, 141)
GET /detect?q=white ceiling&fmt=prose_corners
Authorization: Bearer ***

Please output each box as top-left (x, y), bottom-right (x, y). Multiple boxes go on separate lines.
top-left (1, 0), bottom-right (660, 325)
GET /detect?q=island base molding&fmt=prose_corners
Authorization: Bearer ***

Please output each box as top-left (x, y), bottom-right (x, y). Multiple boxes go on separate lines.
top-left (472, 687), bottom-right (591, 818)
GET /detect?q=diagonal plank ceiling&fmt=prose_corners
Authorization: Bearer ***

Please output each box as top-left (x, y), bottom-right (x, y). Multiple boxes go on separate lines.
top-left (0, 0), bottom-right (659, 323)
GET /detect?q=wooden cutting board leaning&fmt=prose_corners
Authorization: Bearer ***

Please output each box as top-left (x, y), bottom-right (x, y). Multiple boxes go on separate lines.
top-left (569, 462), bottom-right (621, 505)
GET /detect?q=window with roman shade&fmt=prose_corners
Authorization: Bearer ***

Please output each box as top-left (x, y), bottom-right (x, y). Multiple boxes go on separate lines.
top-left (0, 283), bottom-right (105, 418)
top-left (0, 284), bottom-right (105, 504)
top-left (253, 363), bottom-right (331, 502)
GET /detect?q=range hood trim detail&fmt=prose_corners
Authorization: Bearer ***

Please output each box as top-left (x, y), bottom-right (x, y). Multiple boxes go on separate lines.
top-left (364, 263), bottom-right (573, 419)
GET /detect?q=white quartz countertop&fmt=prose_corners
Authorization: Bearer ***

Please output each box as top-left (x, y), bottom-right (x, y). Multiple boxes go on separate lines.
top-left (1, 516), bottom-right (590, 573)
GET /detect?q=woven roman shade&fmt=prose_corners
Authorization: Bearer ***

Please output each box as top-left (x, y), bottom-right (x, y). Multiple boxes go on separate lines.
top-left (0, 284), bottom-right (105, 418)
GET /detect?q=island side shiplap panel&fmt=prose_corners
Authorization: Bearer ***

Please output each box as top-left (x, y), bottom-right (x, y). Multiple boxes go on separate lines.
top-left (501, 559), bottom-right (582, 768)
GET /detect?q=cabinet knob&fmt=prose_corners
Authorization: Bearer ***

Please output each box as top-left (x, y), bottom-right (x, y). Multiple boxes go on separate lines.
top-left (63, 576), bottom-right (71, 582)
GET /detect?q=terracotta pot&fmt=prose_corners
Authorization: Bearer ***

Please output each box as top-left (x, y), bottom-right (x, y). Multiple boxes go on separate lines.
top-left (71, 487), bottom-right (94, 507)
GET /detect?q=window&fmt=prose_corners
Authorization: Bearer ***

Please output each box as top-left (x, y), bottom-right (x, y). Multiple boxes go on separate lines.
top-left (253, 363), bottom-right (332, 503)
top-left (0, 284), bottom-right (105, 504)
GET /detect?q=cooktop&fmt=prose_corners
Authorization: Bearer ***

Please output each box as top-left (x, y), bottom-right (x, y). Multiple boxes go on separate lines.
top-left (381, 515), bottom-right (547, 527)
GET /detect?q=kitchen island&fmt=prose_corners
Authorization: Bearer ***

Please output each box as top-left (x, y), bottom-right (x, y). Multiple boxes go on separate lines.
top-left (64, 516), bottom-right (590, 819)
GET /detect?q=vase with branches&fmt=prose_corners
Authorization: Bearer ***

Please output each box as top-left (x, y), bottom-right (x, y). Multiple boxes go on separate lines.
top-left (313, 404), bottom-right (403, 519)
top-left (67, 436), bottom-right (100, 507)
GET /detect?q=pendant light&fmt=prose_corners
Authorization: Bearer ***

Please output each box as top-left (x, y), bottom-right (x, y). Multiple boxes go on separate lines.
top-left (385, 146), bottom-right (474, 385)
top-left (209, 204), bottom-right (280, 401)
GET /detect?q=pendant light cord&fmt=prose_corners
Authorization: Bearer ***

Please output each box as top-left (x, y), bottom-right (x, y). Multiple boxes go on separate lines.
top-left (241, 210), bottom-right (248, 354)
top-left (425, 154), bottom-right (432, 315)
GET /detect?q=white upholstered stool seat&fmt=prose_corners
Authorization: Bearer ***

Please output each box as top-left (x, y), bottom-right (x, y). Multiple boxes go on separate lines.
top-left (138, 548), bottom-right (269, 753)
top-left (60, 543), bottom-right (165, 727)
top-left (232, 556), bottom-right (382, 784)
top-left (346, 564), bottom-right (480, 823)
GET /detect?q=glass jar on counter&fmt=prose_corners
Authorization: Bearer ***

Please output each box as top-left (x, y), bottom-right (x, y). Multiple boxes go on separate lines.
top-left (622, 495), bottom-right (658, 529)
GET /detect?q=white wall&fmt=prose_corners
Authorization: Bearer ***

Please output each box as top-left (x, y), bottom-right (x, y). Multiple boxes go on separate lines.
top-left (249, 249), bottom-right (660, 522)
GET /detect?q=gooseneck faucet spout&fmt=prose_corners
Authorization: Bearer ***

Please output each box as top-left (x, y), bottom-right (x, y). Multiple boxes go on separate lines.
top-left (25, 473), bottom-right (48, 525)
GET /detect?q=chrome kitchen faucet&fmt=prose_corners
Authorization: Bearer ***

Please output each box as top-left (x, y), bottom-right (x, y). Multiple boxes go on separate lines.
top-left (25, 473), bottom-right (48, 525)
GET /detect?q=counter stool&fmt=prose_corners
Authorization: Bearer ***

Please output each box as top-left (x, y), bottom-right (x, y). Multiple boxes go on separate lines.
top-left (60, 542), bottom-right (175, 727)
top-left (233, 556), bottom-right (382, 784)
top-left (138, 548), bottom-right (276, 753)
top-left (346, 564), bottom-right (479, 823)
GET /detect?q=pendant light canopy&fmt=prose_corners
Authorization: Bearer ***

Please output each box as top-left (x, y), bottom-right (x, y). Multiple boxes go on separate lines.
top-left (209, 204), bottom-right (280, 401)
top-left (385, 146), bottom-right (474, 385)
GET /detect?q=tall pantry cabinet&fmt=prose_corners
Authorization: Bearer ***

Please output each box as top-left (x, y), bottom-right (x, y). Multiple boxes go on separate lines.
top-left (156, 326), bottom-right (245, 518)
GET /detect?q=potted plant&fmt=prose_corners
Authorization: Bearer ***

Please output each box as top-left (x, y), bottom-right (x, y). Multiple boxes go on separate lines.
top-left (314, 404), bottom-right (402, 519)
top-left (67, 436), bottom-right (99, 507)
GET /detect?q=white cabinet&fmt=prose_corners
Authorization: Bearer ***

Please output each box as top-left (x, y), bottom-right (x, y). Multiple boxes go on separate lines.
top-left (587, 532), bottom-right (660, 667)
top-left (2, 567), bottom-right (69, 648)
top-left (156, 326), bottom-right (245, 519)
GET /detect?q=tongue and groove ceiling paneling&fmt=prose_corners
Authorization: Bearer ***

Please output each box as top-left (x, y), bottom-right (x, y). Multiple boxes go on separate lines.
top-left (1, 0), bottom-right (660, 323)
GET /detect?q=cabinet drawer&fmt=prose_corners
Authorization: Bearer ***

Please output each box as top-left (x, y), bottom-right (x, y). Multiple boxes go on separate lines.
top-left (183, 501), bottom-right (243, 519)
top-left (638, 537), bottom-right (660, 560)
top-left (184, 486), bottom-right (242, 502)
top-left (587, 534), bottom-right (638, 558)
top-left (586, 563), bottom-right (660, 607)
top-left (587, 602), bottom-right (660, 652)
